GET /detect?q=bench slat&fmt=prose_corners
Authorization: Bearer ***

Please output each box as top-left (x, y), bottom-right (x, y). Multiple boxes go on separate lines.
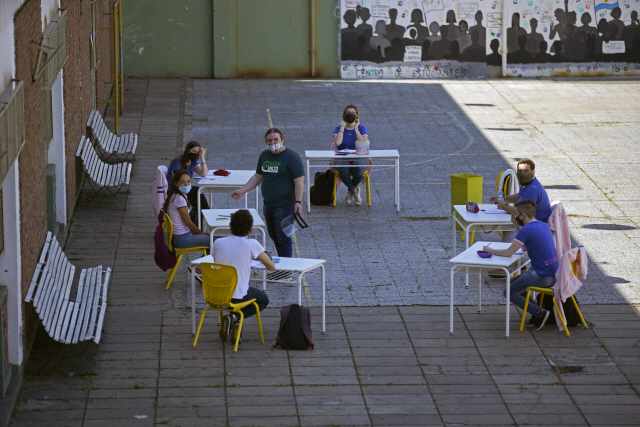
top-left (43, 256), bottom-right (71, 332)
top-left (40, 244), bottom-right (68, 332)
top-left (53, 264), bottom-right (76, 342)
top-left (33, 240), bottom-right (62, 310)
top-left (76, 268), bottom-right (97, 344)
top-left (85, 266), bottom-right (103, 341)
top-left (93, 267), bottom-right (111, 343)
top-left (112, 135), bottom-right (122, 153)
top-left (50, 262), bottom-right (75, 340)
top-left (130, 133), bottom-right (138, 155)
top-left (106, 133), bottom-right (117, 153)
top-left (25, 232), bottom-right (53, 302)
top-left (72, 267), bottom-right (95, 344)
top-left (124, 163), bottom-right (132, 186)
top-left (65, 268), bottom-right (88, 344)
top-left (60, 302), bottom-right (75, 344)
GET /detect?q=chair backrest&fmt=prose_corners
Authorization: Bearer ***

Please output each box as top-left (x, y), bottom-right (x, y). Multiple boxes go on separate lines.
top-left (162, 213), bottom-right (175, 251)
top-left (200, 263), bottom-right (239, 306)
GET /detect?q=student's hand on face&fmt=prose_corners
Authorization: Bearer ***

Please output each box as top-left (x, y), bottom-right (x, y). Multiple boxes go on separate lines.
top-left (354, 118), bottom-right (360, 128)
top-left (200, 147), bottom-right (207, 160)
top-left (339, 120), bottom-right (347, 128)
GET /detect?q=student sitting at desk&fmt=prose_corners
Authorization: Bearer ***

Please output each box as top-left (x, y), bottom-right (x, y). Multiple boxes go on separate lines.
top-left (166, 141), bottom-right (210, 215)
top-left (482, 200), bottom-right (558, 330)
top-left (212, 209), bottom-right (276, 344)
top-left (163, 169), bottom-right (211, 249)
top-left (333, 104), bottom-right (368, 206)
top-left (489, 158), bottom-right (552, 229)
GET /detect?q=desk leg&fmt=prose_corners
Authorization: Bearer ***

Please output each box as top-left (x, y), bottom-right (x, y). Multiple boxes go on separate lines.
top-left (191, 268), bottom-right (196, 336)
top-left (258, 228), bottom-right (267, 291)
top-left (504, 267), bottom-right (510, 339)
top-left (450, 265), bottom-right (455, 335)
top-left (321, 265), bottom-right (326, 334)
top-left (197, 187), bottom-right (203, 230)
top-left (478, 270), bottom-right (482, 313)
top-left (255, 186), bottom-right (259, 210)
top-left (464, 225), bottom-right (470, 288)
top-left (306, 159), bottom-right (311, 214)
top-left (452, 213), bottom-right (456, 256)
top-left (210, 229), bottom-right (214, 250)
top-left (244, 192), bottom-right (248, 209)
top-left (298, 274), bottom-right (303, 306)
top-left (395, 157), bottom-right (400, 211)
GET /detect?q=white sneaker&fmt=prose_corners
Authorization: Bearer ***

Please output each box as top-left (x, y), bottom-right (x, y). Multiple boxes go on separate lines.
top-left (354, 188), bottom-right (363, 205)
top-left (345, 191), bottom-right (354, 205)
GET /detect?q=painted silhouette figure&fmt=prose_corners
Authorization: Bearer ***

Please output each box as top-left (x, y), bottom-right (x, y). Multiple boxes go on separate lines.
top-left (445, 10), bottom-right (461, 41)
top-left (342, 9), bottom-right (363, 60)
top-left (369, 20), bottom-right (391, 58)
top-left (406, 8), bottom-right (429, 43)
top-left (469, 11), bottom-right (486, 47)
top-left (356, 7), bottom-right (373, 42)
top-left (622, 11), bottom-right (640, 51)
top-left (384, 9), bottom-right (405, 42)
top-left (610, 7), bottom-right (624, 40)
top-left (550, 8), bottom-right (567, 41)
top-left (444, 40), bottom-right (460, 60)
top-left (456, 20), bottom-right (472, 53)
top-left (403, 28), bottom-right (421, 46)
top-left (562, 26), bottom-right (587, 61)
top-left (352, 36), bottom-right (371, 62)
top-left (430, 25), bottom-right (452, 59)
top-left (535, 41), bottom-right (552, 63)
top-left (595, 18), bottom-right (609, 54)
top-left (390, 37), bottom-right (405, 61)
top-left (421, 39), bottom-right (434, 60)
top-left (508, 35), bottom-right (533, 63)
top-left (581, 34), bottom-right (599, 62)
top-left (507, 13), bottom-right (527, 53)
top-left (486, 38), bottom-right (502, 66)
top-left (551, 40), bottom-right (567, 62)
top-left (577, 12), bottom-right (597, 39)
top-left (460, 30), bottom-right (486, 62)
top-left (526, 18), bottom-right (545, 55)
top-left (427, 22), bottom-right (441, 43)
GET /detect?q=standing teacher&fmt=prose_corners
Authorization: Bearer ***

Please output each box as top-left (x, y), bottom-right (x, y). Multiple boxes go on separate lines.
top-left (232, 128), bottom-right (305, 258)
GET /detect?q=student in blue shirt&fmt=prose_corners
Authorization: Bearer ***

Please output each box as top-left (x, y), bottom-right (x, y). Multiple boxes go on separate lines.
top-left (166, 141), bottom-right (210, 216)
top-left (490, 158), bottom-right (552, 227)
top-left (333, 105), bottom-right (368, 206)
top-left (483, 200), bottom-right (559, 330)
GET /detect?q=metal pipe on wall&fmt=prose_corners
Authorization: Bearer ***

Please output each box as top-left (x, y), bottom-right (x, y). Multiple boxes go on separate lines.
top-left (502, 0), bottom-right (507, 77)
top-left (118, 0), bottom-right (124, 111)
top-left (310, 0), bottom-right (316, 77)
top-left (113, 0), bottom-right (119, 134)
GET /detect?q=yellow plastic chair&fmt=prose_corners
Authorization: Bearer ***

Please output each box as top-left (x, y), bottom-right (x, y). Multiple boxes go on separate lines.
top-left (519, 260), bottom-right (588, 336)
top-left (462, 172), bottom-right (509, 244)
top-left (162, 214), bottom-right (208, 290)
top-left (193, 263), bottom-right (264, 352)
top-left (332, 169), bottom-right (371, 207)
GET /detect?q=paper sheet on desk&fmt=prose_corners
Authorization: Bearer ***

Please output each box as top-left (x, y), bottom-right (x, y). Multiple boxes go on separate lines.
top-left (335, 149), bottom-right (356, 154)
top-left (251, 260), bottom-right (264, 268)
top-left (196, 177), bottom-right (225, 184)
top-left (482, 209), bottom-right (507, 214)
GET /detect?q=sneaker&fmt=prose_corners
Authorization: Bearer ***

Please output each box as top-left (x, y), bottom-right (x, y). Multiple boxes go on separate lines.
top-left (354, 188), bottom-right (363, 206)
top-left (531, 309), bottom-right (550, 330)
top-left (219, 314), bottom-right (232, 342)
top-left (229, 320), bottom-right (242, 344)
top-left (345, 191), bottom-right (354, 205)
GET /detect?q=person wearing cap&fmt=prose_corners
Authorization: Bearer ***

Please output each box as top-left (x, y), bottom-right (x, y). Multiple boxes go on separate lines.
top-left (232, 128), bottom-right (305, 258)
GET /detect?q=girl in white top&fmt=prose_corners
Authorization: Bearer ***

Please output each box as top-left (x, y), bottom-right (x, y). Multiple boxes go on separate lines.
top-left (162, 169), bottom-right (210, 249)
top-left (212, 209), bottom-right (275, 343)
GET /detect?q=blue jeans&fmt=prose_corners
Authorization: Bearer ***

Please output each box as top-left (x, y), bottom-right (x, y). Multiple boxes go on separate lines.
top-left (335, 160), bottom-right (366, 192)
top-left (172, 232), bottom-right (211, 249)
top-left (504, 269), bottom-right (556, 316)
top-left (231, 286), bottom-right (269, 318)
top-left (263, 203), bottom-right (295, 258)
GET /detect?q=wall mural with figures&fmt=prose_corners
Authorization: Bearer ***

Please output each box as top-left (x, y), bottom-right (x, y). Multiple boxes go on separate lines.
top-left (339, 0), bottom-right (640, 78)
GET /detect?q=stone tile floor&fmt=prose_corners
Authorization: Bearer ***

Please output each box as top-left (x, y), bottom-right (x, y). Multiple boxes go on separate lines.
top-left (9, 77), bottom-right (640, 426)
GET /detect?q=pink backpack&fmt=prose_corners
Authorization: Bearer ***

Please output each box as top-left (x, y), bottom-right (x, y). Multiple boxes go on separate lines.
top-left (154, 210), bottom-right (177, 271)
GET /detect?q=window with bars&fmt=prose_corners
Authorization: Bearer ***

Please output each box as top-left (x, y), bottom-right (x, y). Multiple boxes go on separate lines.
top-left (42, 9), bottom-right (68, 147)
top-left (0, 80), bottom-right (25, 188)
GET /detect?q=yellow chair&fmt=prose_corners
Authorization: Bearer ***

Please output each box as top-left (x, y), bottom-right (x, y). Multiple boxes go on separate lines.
top-left (462, 172), bottom-right (509, 244)
top-left (519, 260), bottom-right (588, 336)
top-left (193, 263), bottom-right (264, 352)
top-left (162, 213), bottom-right (208, 290)
top-left (332, 169), bottom-right (371, 207)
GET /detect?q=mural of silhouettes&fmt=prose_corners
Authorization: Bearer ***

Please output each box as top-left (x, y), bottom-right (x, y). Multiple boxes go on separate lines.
top-left (622, 11), bottom-right (640, 51)
top-left (469, 11), bottom-right (486, 48)
top-left (507, 13), bottom-right (527, 53)
top-left (456, 20), bottom-right (472, 53)
top-left (508, 35), bottom-right (532, 64)
top-left (403, 28), bottom-right (421, 46)
top-left (610, 7), bottom-right (624, 40)
top-left (444, 10), bottom-right (461, 41)
top-left (369, 20), bottom-right (391, 59)
top-left (406, 9), bottom-right (429, 44)
top-left (487, 38), bottom-right (502, 66)
top-left (430, 25), bottom-right (452, 60)
top-left (550, 7), bottom-right (567, 42)
top-left (577, 12), bottom-right (597, 39)
top-left (341, 9), bottom-right (363, 60)
top-left (460, 30), bottom-right (486, 62)
top-left (421, 39), bottom-right (434, 61)
top-left (562, 26), bottom-right (587, 61)
top-left (535, 41), bottom-right (552, 63)
top-left (526, 18), bottom-right (544, 56)
top-left (384, 9), bottom-right (405, 42)
top-left (356, 6), bottom-right (373, 42)
top-left (444, 40), bottom-right (460, 60)
top-left (426, 22), bottom-right (441, 44)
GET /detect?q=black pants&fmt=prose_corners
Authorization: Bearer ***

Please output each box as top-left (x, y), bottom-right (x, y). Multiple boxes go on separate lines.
top-left (187, 186), bottom-right (209, 224)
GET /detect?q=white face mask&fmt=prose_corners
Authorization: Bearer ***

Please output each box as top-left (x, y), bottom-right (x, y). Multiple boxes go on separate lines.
top-left (268, 142), bottom-right (283, 153)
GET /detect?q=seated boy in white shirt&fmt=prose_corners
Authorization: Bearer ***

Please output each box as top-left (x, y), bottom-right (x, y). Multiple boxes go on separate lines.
top-left (212, 209), bottom-right (275, 343)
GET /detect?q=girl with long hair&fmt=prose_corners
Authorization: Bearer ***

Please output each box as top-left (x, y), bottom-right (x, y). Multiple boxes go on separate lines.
top-left (166, 141), bottom-right (210, 214)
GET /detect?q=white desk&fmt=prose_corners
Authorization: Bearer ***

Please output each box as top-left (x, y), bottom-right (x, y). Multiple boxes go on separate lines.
top-left (202, 209), bottom-right (266, 249)
top-left (189, 255), bottom-right (326, 335)
top-left (194, 170), bottom-right (258, 229)
top-left (453, 204), bottom-right (515, 287)
top-left (305, 150), bottom-right (400, 213)
top-left (449, 241), bottom-right (530, 338)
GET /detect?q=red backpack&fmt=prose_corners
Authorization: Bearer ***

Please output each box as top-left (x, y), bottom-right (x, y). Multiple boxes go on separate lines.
top-left (154, 210), bottom-right (177, 271)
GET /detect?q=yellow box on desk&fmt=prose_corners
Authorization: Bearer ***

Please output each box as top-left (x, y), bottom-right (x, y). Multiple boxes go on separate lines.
top-left (450, 173), bottom-right (483, 229)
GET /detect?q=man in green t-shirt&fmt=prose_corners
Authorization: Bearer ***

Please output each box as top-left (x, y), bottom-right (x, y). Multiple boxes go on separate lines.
top-left (232, 128), bottom-right (305, 257)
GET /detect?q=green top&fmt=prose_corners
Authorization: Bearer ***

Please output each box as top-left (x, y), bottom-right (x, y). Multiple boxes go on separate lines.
top-left (256, 148), bottom-right (305, 206)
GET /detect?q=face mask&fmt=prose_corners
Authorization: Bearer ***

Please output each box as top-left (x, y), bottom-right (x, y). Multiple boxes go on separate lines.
top-left (187, 152), bottom-right (200, 162)
top-left (179, 185), bottom-right (192, 194)
top-left (515, 214), bottom-right (525, 227)
top-left (268, 142), bottom-right (283, 153)
top-left (344, 113), bottom-right (357, 124)
top-left (517, 172), bottom-right (534, 185)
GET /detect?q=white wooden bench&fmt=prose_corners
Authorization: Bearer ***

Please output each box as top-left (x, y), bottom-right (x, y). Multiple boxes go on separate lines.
top-left (86, 110), bottom-right (137, 162)
top-left (25, 232), bottom-right (111, 344)
top-left (76, 135), bottom-right (132, 209)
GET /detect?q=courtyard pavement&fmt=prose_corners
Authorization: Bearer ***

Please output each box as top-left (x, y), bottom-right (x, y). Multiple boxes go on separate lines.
top-left (7, 77), bottom-right (640, 427)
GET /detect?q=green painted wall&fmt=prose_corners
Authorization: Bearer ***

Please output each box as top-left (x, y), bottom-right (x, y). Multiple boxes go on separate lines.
top-left (122, 0), bottom-right (339, 78)
top-left (122, 0), bottom-right (213, 78)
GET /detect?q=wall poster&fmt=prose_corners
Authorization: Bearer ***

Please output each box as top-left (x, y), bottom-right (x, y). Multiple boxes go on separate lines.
top-left (340, 0), bottom-right (489, 78)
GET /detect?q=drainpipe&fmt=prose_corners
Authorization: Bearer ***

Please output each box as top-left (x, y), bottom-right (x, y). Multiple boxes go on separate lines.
top-left (310, 0), bottom-right (316, 77)
top-left (502, 0), bottom-right (507, 77)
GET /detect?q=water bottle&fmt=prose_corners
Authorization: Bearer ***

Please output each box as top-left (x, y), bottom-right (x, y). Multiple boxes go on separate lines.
top-left (498, 190), bottom-right (504, 203)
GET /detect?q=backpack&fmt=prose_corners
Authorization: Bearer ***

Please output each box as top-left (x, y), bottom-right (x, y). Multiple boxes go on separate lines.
top-left (154, 210), bottom-right (177, 271)
top-left (310, 169), bottom-right (335, 206)
top-left (536, 294), bottom-right (584, 327)
top-left (274, 304), bottom-right (314, 350)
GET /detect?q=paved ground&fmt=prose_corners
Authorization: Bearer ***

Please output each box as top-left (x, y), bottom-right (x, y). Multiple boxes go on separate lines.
top-left (8, 78), bottom-right (640, 427)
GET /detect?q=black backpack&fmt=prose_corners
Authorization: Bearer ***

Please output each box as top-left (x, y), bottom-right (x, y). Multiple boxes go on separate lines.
top-left (274, 304), bottom-right (314, 350)
top-left (310, 169), bottom-right (335, 206)
top-left (536, 294), bottom-right (584, 327)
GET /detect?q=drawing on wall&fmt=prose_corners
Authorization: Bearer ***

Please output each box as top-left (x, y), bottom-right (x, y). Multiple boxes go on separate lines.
top-left (340, 0), bottom-right (488, 78)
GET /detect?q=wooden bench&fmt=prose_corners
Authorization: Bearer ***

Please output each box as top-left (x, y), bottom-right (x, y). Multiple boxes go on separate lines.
top-left (76, 135), bottom-right (132, 209)
top-left (25, 232), bottom-right (111, 344)
top-left (86, 109), bottom-right (137, 162)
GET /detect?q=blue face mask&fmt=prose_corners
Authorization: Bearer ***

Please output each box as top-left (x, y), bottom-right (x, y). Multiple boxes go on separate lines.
top-left (179, 185), bottom-right (192, 194)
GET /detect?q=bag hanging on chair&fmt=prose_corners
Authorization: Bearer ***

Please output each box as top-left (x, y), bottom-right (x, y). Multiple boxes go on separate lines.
top-left (154, 210), bottom-right (177, 271)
